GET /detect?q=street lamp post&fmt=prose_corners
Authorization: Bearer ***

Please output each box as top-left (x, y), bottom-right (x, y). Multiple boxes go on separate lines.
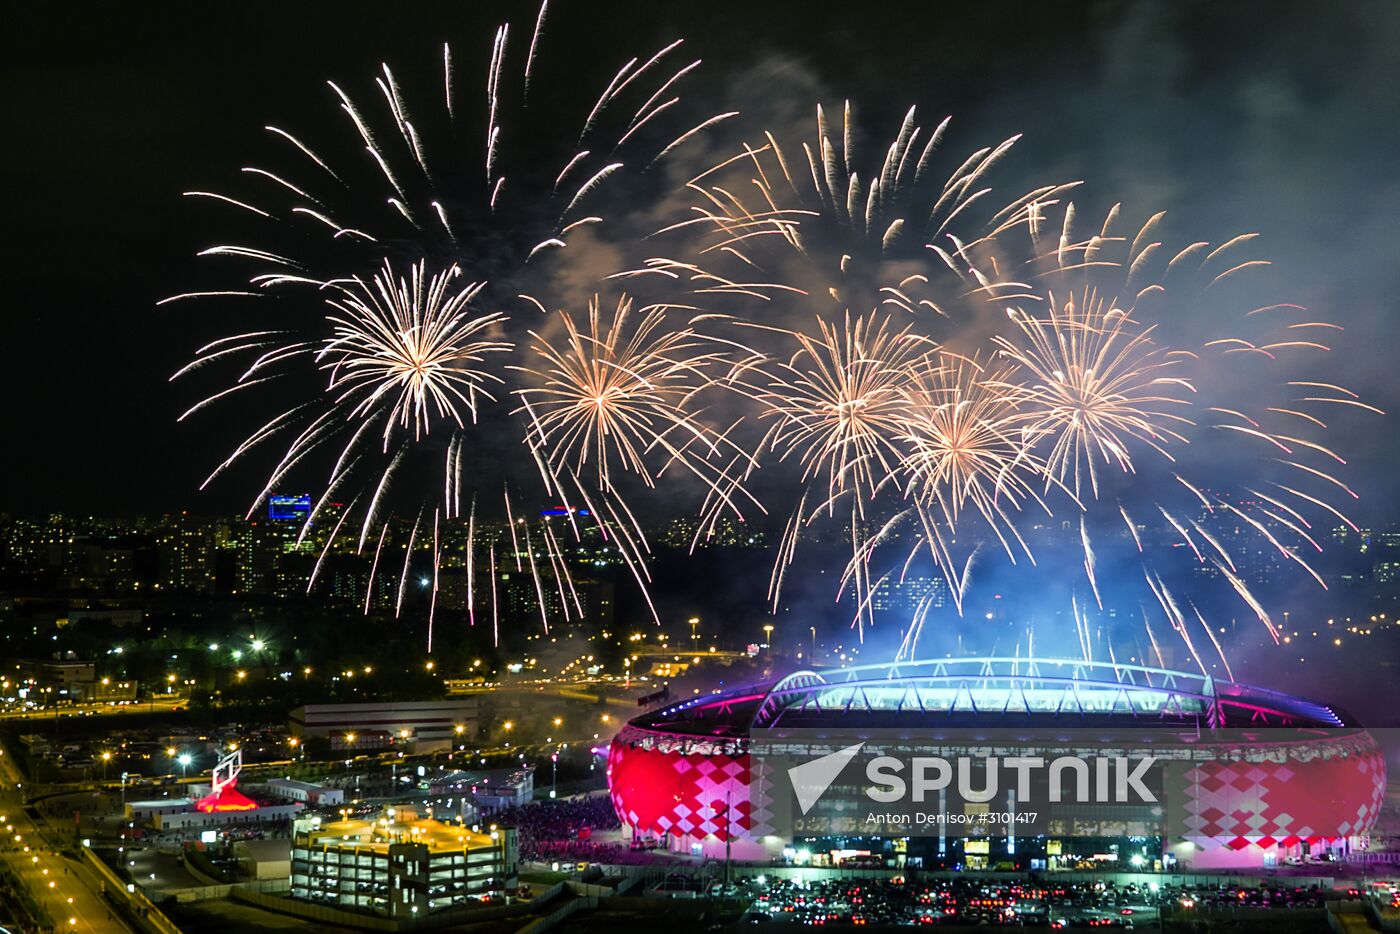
top-left (762, 624), bottom-right (774, 654)
top-left (724, 786), bottom-right (733, 890)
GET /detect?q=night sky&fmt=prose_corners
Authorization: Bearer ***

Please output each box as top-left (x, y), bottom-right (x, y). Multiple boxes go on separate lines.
top-left (5, 0), bottom-right (1399, 517)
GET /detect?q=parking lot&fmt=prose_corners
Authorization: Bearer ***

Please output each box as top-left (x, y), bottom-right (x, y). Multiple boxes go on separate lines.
top-left (734, 875), bottom-right (1361, 927)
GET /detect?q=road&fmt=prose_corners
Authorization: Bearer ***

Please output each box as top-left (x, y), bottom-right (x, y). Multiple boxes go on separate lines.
top-left (0, 742), bottom-right (136, 933)
top-left (0, 699), bottom-right (185, 722)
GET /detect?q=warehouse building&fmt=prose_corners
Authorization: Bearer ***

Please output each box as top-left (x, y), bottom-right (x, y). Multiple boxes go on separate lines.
top-left (289, 699), bottom-right (479, 749)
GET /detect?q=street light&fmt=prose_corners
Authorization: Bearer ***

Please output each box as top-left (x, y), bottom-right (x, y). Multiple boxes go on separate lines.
top-left (762, 624), bottom-right (774, 649)
top-left (177, 754), bottom-right (191, 778)
top-left (100, 751), bottom-right (112, 781)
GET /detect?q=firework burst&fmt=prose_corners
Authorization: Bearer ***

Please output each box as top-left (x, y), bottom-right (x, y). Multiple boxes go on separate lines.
top-left (630, 101), bottom-right (1379, 667)
top-left (900, 354), bottom-right (1047, 538)
top-left (748, 313), bottom-right (933, 510)
top-left (321, 260), bottom-right (510, 443)
top-left (518, 295), bottom-right (728, 494)
top-left (994, 289), bottom-right (1195, 498)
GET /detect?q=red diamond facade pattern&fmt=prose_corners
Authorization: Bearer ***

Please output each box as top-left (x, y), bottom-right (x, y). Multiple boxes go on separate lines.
top-left (608, 743), bottom-right (753, 841)
top-left (1179, 745), bottom-right (1385, 852)
top-left (611, 730), bottom-right (1386, 858)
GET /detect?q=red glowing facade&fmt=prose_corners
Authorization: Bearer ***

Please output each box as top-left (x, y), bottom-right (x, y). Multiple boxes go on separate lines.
top-left (607, 741), bottom-right (752, 842)
top-left (1176, 737), bottom-right (1386, 852)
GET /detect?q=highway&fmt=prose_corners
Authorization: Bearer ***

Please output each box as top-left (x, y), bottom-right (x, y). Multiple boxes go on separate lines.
top-left (0, 698), bottom-right (185, 722)
top-left (0, 742), bottom-right (136, 933)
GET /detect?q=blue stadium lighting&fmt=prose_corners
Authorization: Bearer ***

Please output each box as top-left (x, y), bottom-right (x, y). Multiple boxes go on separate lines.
top-left (539, 506), bottom-right (590, 518)
top-left (268, 494), bottom-right (312, 521)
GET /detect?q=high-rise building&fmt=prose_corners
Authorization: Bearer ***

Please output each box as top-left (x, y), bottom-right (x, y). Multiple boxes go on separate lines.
top-left (870, 575), bottom-right (947, 614)
top-left (155, 513), bottom-right (215, 593)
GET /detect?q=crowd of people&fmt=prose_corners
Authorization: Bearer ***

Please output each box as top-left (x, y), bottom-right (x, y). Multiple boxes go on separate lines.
top-left (525, 837), bottom-right (655, 864)
top-left (498, 794), bottom-right (642, 863)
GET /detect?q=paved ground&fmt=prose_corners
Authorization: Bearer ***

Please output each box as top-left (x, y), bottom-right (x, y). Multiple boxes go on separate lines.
top-left (0, 743), bottom-right (136, 933)
top-left (165, 898), bottom-right (360, 933)
top-left (126, 845), bottom-right (205, 891)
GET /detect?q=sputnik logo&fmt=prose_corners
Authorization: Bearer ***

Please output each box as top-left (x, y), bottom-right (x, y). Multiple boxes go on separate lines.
top-left (787, 742), bottom-right (865, 815)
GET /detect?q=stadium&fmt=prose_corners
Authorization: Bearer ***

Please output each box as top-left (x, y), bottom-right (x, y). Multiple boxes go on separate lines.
top-left (607, 657), bottom-right (1386, 871)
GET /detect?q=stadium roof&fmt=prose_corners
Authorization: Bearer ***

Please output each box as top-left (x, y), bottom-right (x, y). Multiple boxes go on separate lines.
top-left (629, 656), bottom-right (1353, 738)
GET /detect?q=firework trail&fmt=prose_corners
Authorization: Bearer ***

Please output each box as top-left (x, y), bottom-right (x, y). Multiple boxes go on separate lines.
top-left (623, 102), bottom-right (1076, 317)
